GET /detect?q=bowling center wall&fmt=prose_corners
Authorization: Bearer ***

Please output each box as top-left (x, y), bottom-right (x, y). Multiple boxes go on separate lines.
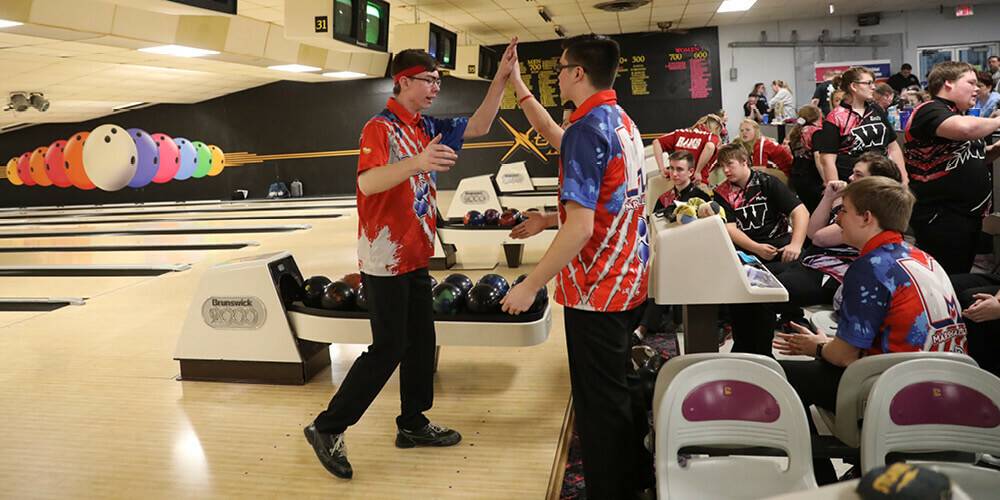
top-left (0, 29), bottom-right (721, 208)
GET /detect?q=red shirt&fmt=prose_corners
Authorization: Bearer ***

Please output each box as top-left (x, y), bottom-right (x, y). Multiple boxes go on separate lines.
top-left (356, 98), bottom-right (468, 276)
top-left (655, 127), bottom-right (720, 184)
top-left (557, 90), bottom-right (648, 312)
top-left (750, 137), bottom-right (793, 175)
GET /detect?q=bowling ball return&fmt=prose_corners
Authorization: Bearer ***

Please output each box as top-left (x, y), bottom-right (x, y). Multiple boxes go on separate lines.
top-left (175, 252), bottom-right (551, 385)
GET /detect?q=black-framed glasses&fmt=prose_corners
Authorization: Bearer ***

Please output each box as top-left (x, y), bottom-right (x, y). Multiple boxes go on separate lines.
top-left (408, 76), bottom-right (442, 88)
top-left (554, 63), bottom-right (584, 74)
top-left (854, 80), bottom-right (876, 87)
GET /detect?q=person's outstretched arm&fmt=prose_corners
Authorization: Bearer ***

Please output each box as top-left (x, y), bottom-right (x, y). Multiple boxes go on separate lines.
top-left (464, 38), bottom-right (518, 138)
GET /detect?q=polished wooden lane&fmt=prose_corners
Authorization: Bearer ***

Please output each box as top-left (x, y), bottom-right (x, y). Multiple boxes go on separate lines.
top-left (0, 200), bottom-right (356, 220)
top-left (0, 209), bottom-right (572, 499)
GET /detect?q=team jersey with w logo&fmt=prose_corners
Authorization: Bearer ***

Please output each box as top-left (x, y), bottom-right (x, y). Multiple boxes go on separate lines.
top-left (713, 169), bottom-right (802, 246)
top-left (356, 98), bottom-right (468, 276)
top-left (838, 231), bottom-right (967, 356)
top-left (815, 101), bottom-right (897, 180)
top-left (556, 90), bottom-right (649, 312)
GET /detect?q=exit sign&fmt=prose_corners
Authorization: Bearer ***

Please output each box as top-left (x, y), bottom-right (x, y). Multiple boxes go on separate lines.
top-left (955, 5), bottom-right (974, 16)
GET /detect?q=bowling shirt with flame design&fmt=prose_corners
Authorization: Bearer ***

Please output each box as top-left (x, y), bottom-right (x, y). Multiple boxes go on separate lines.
top-left (837, 231), bottom-right (967, 356)
top-left (557, 90), bottom-right (649, 312)
top-left (904, 97), bottom-right (992, 218)
top-left (356, 98), bottom-right (467, 276)
top-left (655, 126), bottom-right (720, 184)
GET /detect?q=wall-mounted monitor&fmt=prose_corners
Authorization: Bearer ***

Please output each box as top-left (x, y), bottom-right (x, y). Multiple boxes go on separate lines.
top-left (333, 0), bottom-right (390, 53)
top-left (394, 22), bottom-right (458, 71)
top-left (166, 0), bottom-right (238, 14)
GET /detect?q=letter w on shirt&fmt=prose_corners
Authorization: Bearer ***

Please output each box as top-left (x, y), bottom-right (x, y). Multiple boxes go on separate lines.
top-left (736, 203), bottom-right (768, 230)
top-left (849, 123), bottom-right (887, 152)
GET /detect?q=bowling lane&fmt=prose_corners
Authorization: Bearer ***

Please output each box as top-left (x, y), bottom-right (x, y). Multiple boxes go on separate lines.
top-left (0, 210), bottom-right (349, 228)
top-left (0, 275), bottom-right (152, 300)
top-left (0, 194), bottom-right (356, 214)
top-left (0, 312), bottom-right (47, 328)
top-left (0, 198), bottom-right (356, 220)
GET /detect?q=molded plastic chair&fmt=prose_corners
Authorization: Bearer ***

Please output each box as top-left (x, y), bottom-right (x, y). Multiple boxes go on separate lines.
top-left (655, 359), bottom-right (817, 499)
top-left (861, 359), bottom-right (1000, 499)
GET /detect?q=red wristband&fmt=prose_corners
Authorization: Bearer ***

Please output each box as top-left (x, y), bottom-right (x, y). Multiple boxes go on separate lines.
top-left (518, 94), bottom-right (533, 106)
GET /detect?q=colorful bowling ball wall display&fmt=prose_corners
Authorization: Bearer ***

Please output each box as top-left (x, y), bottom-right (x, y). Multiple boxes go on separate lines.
top-left (5, 157), bottom-right (22, 186)
top-left (207, 145), bottom-right (225, 176)
top-left (64, 132), bottom-right (96, 190)
top-left (44, 140), bottom-right (71, 188)
top-left (173, 137), bottom-right (198, 181)
top-left (432, 282), bottom-right (464, 315)
top-left (17, 152), bottom-right (34, 186)
top-left (192, 141), bottom-right (212, 178)
top-left (151, 133), bottom-right (181, 183)
top-left (126, 129), bottom-right (159, 188)
top-left (29, 147), bottom-right (52, 186)
top-left (5, 127), bottom-right (226, 190)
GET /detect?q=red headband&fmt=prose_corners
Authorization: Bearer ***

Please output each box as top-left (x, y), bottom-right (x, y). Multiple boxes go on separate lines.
top-left (393, 65), bottom-right (428, 84)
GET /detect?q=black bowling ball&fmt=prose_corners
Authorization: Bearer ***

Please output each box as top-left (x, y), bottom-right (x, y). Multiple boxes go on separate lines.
top-left (356, 281), bottom-right (369, 311)
top-left (466, 283), bottom-right (503, 313)
top-left (432, 282), bottom-right (464, 315)
top-left (512, 274), bottom-right (548, 313)
top-left (478, 273), bottom-right (510, 296)
top-left (320, 280), bottom-right (356, 310)
top-left (444, 273), bottom-right (474, 297)
top-left (302, 275), bottom-right (333, 308)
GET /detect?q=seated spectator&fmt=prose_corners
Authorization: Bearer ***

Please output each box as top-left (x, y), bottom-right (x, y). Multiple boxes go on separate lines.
top-left (950, 272), bottom-right (1000, 376)
top-left (653, 114), bottom-right (723, 186)
top-left (729, 153), bottom-right (902, 357)
top-left (637, 150), bottom-right (712, 340)
top-left (773, 176), bottom-right (968, 484)
top-left (974, 70), bottom-right (1000, 118)
top-left (732, 118), bottom-right (793, 176)
top-left (716, 108), bottom-right (730, 142)
top-left (873, 83), bottom-right (895, 111)
top-left (744, 93), bottom-right (765, 122)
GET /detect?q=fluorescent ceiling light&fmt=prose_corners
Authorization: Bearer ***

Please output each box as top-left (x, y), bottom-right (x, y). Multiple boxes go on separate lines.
top-left (138, 44), bottom-right (219, 57)
top-left (717, 0), bottom-right (756, 13)
top-left (268, 64), bottom-right (322, 73)
top-left (0, 19), bottom-right (23, 29)
top-left (323, 71), bottom-right (366, 79)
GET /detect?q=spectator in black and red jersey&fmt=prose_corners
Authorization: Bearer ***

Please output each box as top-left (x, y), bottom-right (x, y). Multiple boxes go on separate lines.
top-left (653, 114), bottom-right (723, 185)
top-left (787, 105), bottom-right (826, 212)
top-left (713, 143), bottom-right (808, 265)
top-left (815, 66), bottom-right (908, 185)
top-left (731, 118), bottom-right (793, 176)
top-left (904, 61), bottom-right (1000, 274)
top-left (744, 93), bottom-right (765, 123)
top-left (653, 150), bottom-right (711, 213)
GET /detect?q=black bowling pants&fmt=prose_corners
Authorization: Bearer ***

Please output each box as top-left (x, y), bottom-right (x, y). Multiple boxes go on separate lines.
top-left (314, 268), bottom-right (435, 434)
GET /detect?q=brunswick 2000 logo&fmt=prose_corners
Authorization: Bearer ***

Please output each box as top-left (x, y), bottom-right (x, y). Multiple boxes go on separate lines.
top-left (201, 296), bottom-right (267, 330)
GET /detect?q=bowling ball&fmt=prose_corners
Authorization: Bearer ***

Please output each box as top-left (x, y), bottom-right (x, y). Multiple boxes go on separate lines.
top-left (320, 280), bottom-right (356, 310)
top-left (341, 272), bottom-right (362, 292)
top-left (443, 273), bottom-right (474, 297)
top-left (513, 274), bottom-right (548, 313)
top-left (432, 282), bottom-right (464, 315)
top-left (464, 210), bottom-right (485, 227)
top-left (499, 208), bottom-right (520, 227)
top-left (483, 208), bottom-right (501, 226)
top-left (429, 275), bottom-right (438, 291)
top-left (478, 273), bottom-right (510, 296)
top-left (302, 275), bottom-right (333, 308)
top-left (466, 283), bottom-right (503, 313)
top-left (356, 282), bottom-right (369, 311)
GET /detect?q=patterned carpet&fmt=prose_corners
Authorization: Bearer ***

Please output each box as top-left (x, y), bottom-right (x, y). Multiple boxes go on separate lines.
top-left (560, 332), bottom-right (680, 499)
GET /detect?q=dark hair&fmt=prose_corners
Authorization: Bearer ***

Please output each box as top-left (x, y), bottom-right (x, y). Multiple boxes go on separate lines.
top-left (927, 61), bottom-right (976, 95)
top-left (901, 63), bottom-right (912, 71)
top-left (748, 92), bottom-right (758, 98)
top-left (856, 152), bottom-right (901, 182)
top-left (988, 56), bottom-right (1000, 63)
top-left (668, 150), bottom-right (694, 167)
top-left (390, 49), bottom-right (437, 95)
top-left (717, 143), bottom-right (749, 165)
top-left (839, 66), bottom-right (875, 95)
top-left (874, 83), bottom-right (895, 97)
top-left (561, 34), bottom-right (620, 89)
top-left (788, 105), bottom-right (823, 154)
top-left (977, 70), bottom-right (995, 89)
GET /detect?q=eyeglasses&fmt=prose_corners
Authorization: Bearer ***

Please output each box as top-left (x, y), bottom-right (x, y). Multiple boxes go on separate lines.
top-left (854, 80), bottom-right (876, 87)
top-left (408, 76), bottom-right (442, 88)
top-left (554, 63), bottom-right (584, 74)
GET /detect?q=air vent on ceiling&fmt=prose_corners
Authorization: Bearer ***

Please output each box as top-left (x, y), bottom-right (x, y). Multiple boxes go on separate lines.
top-left (594, 0), bottom-right (651, 12)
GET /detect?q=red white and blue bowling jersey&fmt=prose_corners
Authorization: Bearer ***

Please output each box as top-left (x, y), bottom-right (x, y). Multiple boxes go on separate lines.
top-left (655, 126), bottom-right (720, 184)
top-left (837, 231), bottom-right (967, 356)
top-left (356, 98), bottom-right (467, 276)
top-left (557, 90), bottom-right (649, 312)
